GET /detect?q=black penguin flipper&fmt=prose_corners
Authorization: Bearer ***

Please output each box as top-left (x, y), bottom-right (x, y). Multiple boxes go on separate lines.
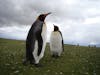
top-left (26, 38), bottom-right (35, 62)
top-left (36, 32), bottom-right (43, 56)
top-left (59, 31), bottom-right (64, 51)
top-left (62, 38), bottom-right (64, 51)
top-left (25, 25), bottom-right (36, 63)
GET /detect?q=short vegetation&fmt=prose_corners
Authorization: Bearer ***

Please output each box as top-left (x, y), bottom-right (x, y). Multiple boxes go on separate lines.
top-left (0, 38), bottom-right (100, 75)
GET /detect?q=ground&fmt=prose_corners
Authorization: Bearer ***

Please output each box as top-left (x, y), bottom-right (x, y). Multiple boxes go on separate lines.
top-left (0, 38), bottom-right (100, 75)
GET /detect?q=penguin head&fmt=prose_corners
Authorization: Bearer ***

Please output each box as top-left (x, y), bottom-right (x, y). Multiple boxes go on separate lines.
top-left (38, 12), bottom-right (51, 22)
top-left (53, 25), bottom-right (59, 31)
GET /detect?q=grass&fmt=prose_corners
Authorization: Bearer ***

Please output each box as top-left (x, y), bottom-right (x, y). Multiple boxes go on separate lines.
top-left (0, 38), bottom-right (100, 75)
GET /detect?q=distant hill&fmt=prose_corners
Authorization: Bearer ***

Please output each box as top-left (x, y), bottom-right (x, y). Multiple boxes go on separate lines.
top-left (96, 44), bottom-right (100, 47)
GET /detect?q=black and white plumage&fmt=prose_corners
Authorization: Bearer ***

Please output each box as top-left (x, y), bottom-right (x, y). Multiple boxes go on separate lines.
top-left (23, 12), bottom-right (51, 66)
top-left (50, 25), bottom-right (64, 57)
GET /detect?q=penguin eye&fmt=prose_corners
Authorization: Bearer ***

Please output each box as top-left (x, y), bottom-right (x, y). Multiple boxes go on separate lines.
top-left (39, 14), bottom-right (45, 18)
top-left (39, 15), bottom-right (45, 21)
top-left (41, 15), bottom-right (45, 18)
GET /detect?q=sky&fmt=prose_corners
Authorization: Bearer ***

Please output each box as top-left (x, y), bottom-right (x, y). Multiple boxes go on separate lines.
top-left (0, 0), bottom-right (100, 46)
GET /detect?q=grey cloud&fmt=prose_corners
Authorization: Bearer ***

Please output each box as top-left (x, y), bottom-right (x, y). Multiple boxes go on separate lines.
top-left (0, 0), bottom-right (35, 27)
top-left (0, 0), bottom-right (86, 27)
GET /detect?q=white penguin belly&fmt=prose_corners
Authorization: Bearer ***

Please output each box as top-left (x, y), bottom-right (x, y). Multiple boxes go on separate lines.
top-left (33, 23), bottom-right (47, 64)
top-left (50, 32), bottom-right (62, 56)
top-left (39, 23), bottom-right (47, 58)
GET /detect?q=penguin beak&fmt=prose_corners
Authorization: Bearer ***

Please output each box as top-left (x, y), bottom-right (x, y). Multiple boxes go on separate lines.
top-left (44, 12), bottom-right (51, 16)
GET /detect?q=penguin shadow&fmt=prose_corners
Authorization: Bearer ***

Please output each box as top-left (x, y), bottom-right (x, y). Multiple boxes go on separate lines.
top-left (22, 54), bottom-right (64, 68)
top-left (51, 54), bottom-right (60, 59)
top-left (22, 59), bottom-right (43, 68)
top-left (51, 53), bottom-right (64, 59)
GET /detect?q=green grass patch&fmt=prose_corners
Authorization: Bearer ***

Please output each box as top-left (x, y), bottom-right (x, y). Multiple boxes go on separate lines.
top-left (0, 38), bottom-right (100, 75)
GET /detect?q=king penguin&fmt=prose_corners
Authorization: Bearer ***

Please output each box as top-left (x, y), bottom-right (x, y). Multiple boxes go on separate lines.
top-left (23, 12), bottom-right (51, 67)
top-left (50, 25), bottom-right (64, 57)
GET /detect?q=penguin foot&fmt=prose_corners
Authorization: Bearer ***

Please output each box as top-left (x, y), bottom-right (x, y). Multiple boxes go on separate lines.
top-left (22, 60), bottom-right (28, 66)
top-left (52, 54), bottom-right (60, 58)
top-left (34, 63), bottom-right (43, 67)
top-left (30, 61), bottom-right (35, 65)
top-left (52, 55), bottom-right (55, 57)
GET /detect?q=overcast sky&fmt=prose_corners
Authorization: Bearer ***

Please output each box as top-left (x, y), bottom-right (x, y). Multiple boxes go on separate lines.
top-left (0, 0), bottom-right (100, 46)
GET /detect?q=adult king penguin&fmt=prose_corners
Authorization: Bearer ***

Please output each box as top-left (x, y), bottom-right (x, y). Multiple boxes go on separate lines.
top-left (50, 25), bottom-right (64, 57)
top-left (23, 12), bottom-right (51, 67)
